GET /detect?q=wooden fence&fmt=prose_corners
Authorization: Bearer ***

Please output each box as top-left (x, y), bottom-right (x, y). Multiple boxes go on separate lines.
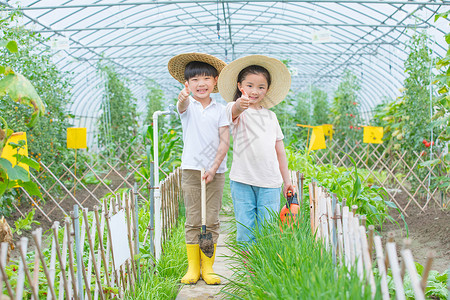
top-left (0, 167), bottom-right (183, 299)
top-left (308, 181), bottom-right (435, 300)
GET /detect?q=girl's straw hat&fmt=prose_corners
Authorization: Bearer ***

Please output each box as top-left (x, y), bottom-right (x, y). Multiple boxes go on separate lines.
top-left (168, 53), bottom-right (226, 93)
top-left (218, 55), bottom-right (291, 108)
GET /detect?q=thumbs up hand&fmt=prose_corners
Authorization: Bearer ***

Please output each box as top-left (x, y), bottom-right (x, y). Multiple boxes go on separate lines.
top-left (236, 88), bottom-right (250, 112)
top-left (178, 82), bottom-right (190, 103)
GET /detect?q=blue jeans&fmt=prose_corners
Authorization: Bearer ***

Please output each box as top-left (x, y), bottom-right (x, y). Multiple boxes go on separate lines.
top-left (230, 180), bottom-right (281, 244)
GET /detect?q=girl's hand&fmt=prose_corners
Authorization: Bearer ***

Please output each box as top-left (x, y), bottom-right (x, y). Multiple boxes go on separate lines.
top-left (283, 183), bottom-right (294, 198)
top-left (236, 88), bottom-right (250, 111)
top-left (178, 82), bottom-right (190, 102)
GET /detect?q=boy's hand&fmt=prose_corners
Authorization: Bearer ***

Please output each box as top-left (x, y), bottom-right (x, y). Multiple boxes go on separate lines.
top-left (178, 82), bottom-right (190, 103)
top-left (235, 88), bottom-right (250, 111)
top-left (202, 169), bottom-right (215, 184)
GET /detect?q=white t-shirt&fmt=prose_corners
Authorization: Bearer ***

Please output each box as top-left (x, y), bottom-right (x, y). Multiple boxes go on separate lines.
top-left (226, 102), bottom-right (284, 188)
top-left (178, 96), bottom-right (229, 173)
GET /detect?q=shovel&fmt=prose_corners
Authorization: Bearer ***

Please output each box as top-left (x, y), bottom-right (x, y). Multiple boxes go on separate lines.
top-left (198, 168), bottom-right (214, 258)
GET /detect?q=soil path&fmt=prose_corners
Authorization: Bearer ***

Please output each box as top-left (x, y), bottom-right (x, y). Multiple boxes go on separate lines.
top-left (176, 215), bottom-right (234, 300)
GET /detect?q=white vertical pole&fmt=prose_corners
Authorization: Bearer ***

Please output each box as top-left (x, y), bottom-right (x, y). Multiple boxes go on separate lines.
top-left (153, 112), bottom-right (162, 261)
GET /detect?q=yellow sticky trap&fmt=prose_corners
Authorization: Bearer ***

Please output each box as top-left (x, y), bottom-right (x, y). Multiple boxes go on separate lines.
top-left (1, 132), bottom-right (29, 172)
top-left (1, 132), bottom-right (29, 187)
top-left (363, 126), bottom-right (383, 144)
top-left (322, 124), bottom-right (333, 140)
top-left (309, 126), bottom-right (326, 151)
top-left (67, 128), bottom-right (87, 149)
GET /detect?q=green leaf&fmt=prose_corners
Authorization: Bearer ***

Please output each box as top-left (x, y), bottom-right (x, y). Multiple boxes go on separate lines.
top-left (13, 155), bottom-right (40, 171)
top-left (384, 201), bottom-right (397, 208)
top-left (19, 181), bottom-right (43, 199)
top-left (6, 40), bottom-right (18, 53)
top-left (0, 73), bottom-right (45, 127)
top-left (10, 165), bottom-right (29, 181)
top-left (0, 65), bottom-right (5, 74)
top-left (419, 159), bottom-right (441, 168)
top-left (414, 262), bottom-right (424, 275)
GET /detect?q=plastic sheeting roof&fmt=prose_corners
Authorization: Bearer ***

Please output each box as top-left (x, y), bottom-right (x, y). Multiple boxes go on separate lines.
top-left (2, 0), bottom-right (449, 141)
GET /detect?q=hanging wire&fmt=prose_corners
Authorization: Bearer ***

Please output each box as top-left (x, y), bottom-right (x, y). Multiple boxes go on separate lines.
top-left (216, 0), bottom-right (220, 40)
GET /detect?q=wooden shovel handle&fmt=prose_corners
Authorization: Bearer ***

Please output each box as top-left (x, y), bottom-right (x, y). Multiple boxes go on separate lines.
top-left (201, 168), bottom-right (206, 227)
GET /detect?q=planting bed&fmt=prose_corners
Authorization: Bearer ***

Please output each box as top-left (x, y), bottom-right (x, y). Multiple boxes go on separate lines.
top-left (383, 193), bottom-right (450, 273)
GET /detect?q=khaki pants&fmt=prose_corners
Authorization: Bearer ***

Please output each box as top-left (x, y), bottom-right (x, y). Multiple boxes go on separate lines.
top-left (182, 169), bottom-right (225, 244)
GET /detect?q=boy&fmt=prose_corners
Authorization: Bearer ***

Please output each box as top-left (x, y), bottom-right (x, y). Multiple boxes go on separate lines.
top-left (168, 53), bottom-right (229, 285)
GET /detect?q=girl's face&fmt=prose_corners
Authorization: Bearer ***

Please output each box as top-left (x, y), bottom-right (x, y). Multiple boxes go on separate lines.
top-left (237, 73), bottom-right (268, 108)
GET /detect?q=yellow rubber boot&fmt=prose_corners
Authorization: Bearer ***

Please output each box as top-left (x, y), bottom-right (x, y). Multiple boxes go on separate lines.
top-left (181, 244), bottom-right (201, 284)
top-left (200, 244), bottom-right (221, 285)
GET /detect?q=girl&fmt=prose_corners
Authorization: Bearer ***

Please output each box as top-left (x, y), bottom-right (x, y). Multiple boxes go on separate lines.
top-left (218, 55), bottom-right (294, 245)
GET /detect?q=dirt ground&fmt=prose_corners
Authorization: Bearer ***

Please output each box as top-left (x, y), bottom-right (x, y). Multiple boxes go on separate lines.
top-left (382, 193), bottom-right (450, 274)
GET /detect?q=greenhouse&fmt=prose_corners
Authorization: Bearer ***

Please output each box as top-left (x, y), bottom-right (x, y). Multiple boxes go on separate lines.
top-left (0, 0), bottom-right (449, 299)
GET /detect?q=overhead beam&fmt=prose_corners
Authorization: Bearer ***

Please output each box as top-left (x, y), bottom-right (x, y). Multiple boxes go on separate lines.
top-left (4, 0), bottom-right (448, 10)
top-left (37, 22), bottom-right (427, 32)
top-left (69, 41), bottom-right (396, 49)
top-left (75, 51), bottom-right (376, 60)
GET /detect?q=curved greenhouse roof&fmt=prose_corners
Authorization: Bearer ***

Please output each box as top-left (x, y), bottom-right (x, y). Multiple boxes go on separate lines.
top-left (2, 0), bottom-right (449, 143)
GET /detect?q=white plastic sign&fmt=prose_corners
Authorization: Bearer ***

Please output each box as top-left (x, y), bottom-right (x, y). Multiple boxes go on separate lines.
top-left (110, 209), bottom-right (131, 270)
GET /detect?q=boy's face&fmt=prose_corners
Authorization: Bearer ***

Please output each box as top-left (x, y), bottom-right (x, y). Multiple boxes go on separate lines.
top-left (186, 74), bottom-right (218, 101)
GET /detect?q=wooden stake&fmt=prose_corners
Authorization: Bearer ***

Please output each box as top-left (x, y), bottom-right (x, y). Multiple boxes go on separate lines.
top-left (82, 209), bottom-right (105, 300)
top-left (15, 238), bottom-right (27, 299)
top-left (386, 242), bottom-right (406, 300)
top-left (65, 218), bottom-right (79, 300)
top-left (359, 226), bottom-right (376, 297)
top-left (400, 238), bottom-right (411, 280)
top-left (401, 249), bottom-right (425, 300)
top-left (342, 206), bottom-right (351, 268)
top-left (52, 223), bottom-right (71, 300)
top-left (32, 231), bottom-right (57, 300)
top-left (374, 236), bottom-right (390, 300)
top-left (367, 225), bottom-right (374, 260)
top-left (47, 222), bottom-right (58, 300)
top-left (17, 238), bottom-right (39, 300)
top-left (125, 194), bottom-right (137, 282)
top-left (93, 206), bottom-right (112, 287)
top-left (104, 198), bottom-right (123, 298)
top-left (420, 251), bottom-right (434, 292)
top-left (0, 242), bottom-right (15, 298)
top-left (31, 228), bottom-right (42, 300)
top-left (351, 205), bottom-right (358, 215)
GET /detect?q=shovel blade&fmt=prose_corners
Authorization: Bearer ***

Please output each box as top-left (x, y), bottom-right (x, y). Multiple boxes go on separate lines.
top-left (198, 232), bottom-right (214, 258)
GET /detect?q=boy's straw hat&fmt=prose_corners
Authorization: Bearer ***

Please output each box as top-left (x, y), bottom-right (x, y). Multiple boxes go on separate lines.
top-left (218, 55), bottom-right (291, 108)
top-left (168, 53), bottom-right (226, 93)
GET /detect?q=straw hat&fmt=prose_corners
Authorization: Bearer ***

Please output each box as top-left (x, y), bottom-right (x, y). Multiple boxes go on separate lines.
top-left (168, 53), bottom-right (226, 93)
top-left (218, 55), bottom-right (291, 108)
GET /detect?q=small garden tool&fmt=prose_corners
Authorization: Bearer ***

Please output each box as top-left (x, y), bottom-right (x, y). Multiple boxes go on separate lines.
top-left (280, 190), bottom-right (300, 227)
top-left (198, 168), bottom-right (214, 258)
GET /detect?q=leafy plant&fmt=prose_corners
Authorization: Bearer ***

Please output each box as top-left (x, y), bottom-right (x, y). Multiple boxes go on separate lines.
top-left (144, 79), bottom-right (165, 125)
top-left (11, 209), bottom-right (40, 235)
top-left (97, 62), bottom-right (138, 150)
top-left (286, 148), bottom-right (402, 229)
top-left (331, 70), bottom-right (362, 141)
top-left (224, 212), bottom-right (374, 299)
top-left (372, 31), bottom-right (433, 153)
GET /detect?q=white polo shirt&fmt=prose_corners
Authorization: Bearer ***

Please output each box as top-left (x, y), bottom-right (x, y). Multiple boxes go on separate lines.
top-left (178, 96), bottom-right (229, 173)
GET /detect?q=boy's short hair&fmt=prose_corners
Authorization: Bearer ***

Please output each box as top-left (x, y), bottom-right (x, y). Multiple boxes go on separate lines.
top-left (184, 61), bottom-right (219, 81)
